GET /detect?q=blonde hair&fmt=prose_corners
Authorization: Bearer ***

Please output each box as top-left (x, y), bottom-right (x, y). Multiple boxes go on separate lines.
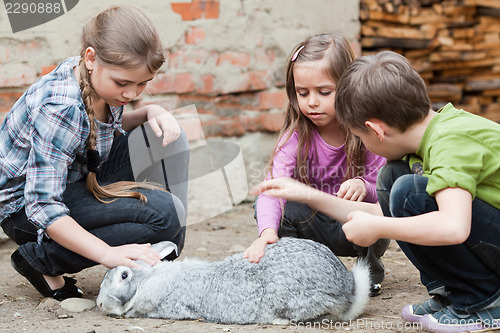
top-left (271, 33), bottom-right (365, 185)
top-left (78, 6), bottom-right (166, 203)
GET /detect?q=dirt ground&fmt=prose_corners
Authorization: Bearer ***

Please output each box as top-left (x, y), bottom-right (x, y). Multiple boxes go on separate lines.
top-left (0, 202), bottom-right (432, 333)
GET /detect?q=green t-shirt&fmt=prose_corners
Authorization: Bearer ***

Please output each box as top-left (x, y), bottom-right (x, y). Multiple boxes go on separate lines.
top-left (408, 103), bottom-right (500, 210)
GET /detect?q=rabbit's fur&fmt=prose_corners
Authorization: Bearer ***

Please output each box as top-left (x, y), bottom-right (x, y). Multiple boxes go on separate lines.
top-left (96, 237), bottom-right (370, 324)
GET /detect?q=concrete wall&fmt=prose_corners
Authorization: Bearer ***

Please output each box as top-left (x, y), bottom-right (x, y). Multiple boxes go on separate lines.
top-left (0, 0), bottom-right (360, 188)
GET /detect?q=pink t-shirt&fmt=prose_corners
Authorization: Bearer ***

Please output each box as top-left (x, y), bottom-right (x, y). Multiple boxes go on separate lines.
top-left (256, 129), bottom-right (386, 235)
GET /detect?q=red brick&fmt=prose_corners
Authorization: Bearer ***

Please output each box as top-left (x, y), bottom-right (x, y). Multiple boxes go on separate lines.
top-left (168, 49), bottom-right (211, 69)
top-left (220, 118), bottom-right (245, 136)
top-left (134, 96), bottom-right (179, 111)
top-left (197, 74), bottom-right (215, 94)
top-left (248, 70), bottom-right (271, 91)
top-left (145, 72), bottom-right (176, 94)
top-left (0, 92), bottom-right (23, 113)
top-left (259, 110), bottom-right (285, 132)
top-left (174, 73), bottom-right (196, 93)
top-left (146, 72), bottom-right (194, 95)
top-left (185, 26), bottom-right (206, 44)
top-left (40, 65), bottom-right (57, 76)
top-left (171, 0), bottom-right (219, 21)
top-left (255, 48), bottom-right (276, 67)
top-left (257, 90), bottom-right (286, 110)
top-left (217, 51), bottom-right (251, 68)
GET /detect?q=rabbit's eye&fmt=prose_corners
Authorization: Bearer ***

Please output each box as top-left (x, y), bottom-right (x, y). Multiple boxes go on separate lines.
top-left (121, 272), bottom-right (128, 280)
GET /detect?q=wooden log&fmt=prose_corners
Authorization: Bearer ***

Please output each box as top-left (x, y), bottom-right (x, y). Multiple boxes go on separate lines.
top-left (430, 58), bottom-right (497, 70)
top-left (477, 5), bottom-right (500, 17)
top-left (466, 77), bottom-right (500, 91)
top-left (362, 25), bottom-right (436, 39)
top-left (427, 83), bottom-right (463, 100)
top-left (360, 9), bottom-right (410, 24)
top-left (475, 0), bottom-right (500, 9)
top-left (362, 37), bottom-right (432, 49)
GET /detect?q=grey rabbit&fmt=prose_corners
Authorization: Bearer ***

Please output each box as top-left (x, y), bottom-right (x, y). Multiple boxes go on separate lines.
top-left (96, 237), bottom-right (370, 324)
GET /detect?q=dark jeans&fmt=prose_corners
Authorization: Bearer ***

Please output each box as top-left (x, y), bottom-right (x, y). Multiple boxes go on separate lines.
top-left (2, 130), bottom-right (189, 277)
top-left (377, 160), bottom-right (500, 314)
top-left (272, 201), bottom-right (390, 284)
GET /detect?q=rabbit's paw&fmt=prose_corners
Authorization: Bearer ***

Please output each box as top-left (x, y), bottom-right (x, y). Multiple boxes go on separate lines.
top-left (271, 318), bottom-right (290, 325)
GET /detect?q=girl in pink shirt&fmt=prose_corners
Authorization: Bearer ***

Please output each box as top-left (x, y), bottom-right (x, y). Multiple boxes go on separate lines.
top-left (244, 33), bottom-right (387, 296)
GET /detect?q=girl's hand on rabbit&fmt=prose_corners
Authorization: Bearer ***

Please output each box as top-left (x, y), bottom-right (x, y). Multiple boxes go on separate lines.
top-left (146, 105), bottom-right (181, 146)
top-left (336, 178), bottom-right (366, 202)
top-left (243, 228), bottom-right (279, 263)
top-left (101, 243), bottom-right (162, 269)
top-left (250, 177), bottom-right (314, 203)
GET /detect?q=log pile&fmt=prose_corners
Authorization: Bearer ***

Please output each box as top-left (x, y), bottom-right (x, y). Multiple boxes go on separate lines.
top-left (360, 0), bottom-right (500, 122)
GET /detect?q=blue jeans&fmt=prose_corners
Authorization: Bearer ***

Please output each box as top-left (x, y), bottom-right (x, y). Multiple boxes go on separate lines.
top-left (377, 160), bottom-right (500, 313)
top-left (2, 130), bottom-right (189, 276)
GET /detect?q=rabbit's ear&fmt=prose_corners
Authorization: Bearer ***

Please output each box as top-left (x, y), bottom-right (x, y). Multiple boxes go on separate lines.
top-left (151, 241), bottom-right (179, 260)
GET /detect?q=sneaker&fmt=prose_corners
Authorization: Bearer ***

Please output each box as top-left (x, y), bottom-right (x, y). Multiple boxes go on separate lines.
top-left (11, 249), bottom-right (83, 300)
top-left (370, 283), bottom-right (382, 297)
top-left (401, 295), bottom-right (451, 323)
top-left (421, 306), bottom-right (500, 333)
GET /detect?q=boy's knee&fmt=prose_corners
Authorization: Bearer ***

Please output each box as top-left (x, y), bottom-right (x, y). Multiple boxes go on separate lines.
top-left (376, 160), bottom-right (411, 190)
top-left (389, 174), bottom-right (435, 217)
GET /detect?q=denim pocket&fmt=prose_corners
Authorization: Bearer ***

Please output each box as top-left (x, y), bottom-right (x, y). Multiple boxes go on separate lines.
top-left (470, 241), bottom-right (500, 277)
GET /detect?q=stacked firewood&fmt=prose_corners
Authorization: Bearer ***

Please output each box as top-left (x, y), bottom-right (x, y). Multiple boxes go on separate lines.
top-left (360, 0), bottom-right (500, 122)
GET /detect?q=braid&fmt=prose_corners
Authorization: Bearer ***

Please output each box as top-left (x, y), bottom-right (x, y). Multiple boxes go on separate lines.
top-left (77, 6), bottom-right (167, 203)
top-left (78, 58), bottom-right (157, 203)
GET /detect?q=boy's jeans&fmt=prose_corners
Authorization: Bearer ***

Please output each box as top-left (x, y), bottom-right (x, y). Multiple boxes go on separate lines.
top-left (2, 130), bottom-right (189, 276)
top-left (377, 160), bottom-right (500, 314)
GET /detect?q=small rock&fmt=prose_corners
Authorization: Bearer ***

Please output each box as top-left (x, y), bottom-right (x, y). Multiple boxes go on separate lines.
top-left (60, 298), bottom-right (95, 312)
top-left (125, 327), bottom-right (144, 332)
top-left (57, 314), bottom-right (72, 319)
top-left (37, 297), bottom-right (60, 311)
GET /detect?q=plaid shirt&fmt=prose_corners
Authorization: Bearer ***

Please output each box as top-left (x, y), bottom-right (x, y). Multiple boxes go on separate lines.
top-left (0, 56), bottom-right (125, 241)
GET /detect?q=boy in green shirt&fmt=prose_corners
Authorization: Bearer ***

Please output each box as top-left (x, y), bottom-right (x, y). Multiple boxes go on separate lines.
top-left (251, 51), bottom-right (500, 333)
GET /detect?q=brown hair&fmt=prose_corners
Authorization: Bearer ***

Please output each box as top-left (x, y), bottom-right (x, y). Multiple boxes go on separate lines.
top-left (271, 32), bottom-right (365, 184)
top-left (78, 6), bottom-right (166, 203)
top-left (335, 50), bottom-right (431, 132)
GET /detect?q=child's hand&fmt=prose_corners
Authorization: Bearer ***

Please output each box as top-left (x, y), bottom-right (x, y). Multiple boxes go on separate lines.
top-left (243, 229), bottom-right (279, 263)
top-left (336, 178), bottom-right (366, 202)
top-left (250, 177), bottom-right (314, 203)
top-left (146, 105), bottom-right (181, 146)
top-left (342, 211), bottom-right (379, 247)
top-left (101, 243), bottom-right (162, 269)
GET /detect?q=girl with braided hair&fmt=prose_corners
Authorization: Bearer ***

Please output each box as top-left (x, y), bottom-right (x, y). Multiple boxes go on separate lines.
top-left (0, 6), bottom-right (187, 300)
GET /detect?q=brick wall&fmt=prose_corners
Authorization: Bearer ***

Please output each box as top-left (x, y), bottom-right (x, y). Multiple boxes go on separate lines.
top-left (0, 0), bottom-right (360, 141)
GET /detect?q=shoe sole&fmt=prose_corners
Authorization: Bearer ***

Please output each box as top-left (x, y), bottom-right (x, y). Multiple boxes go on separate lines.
top-left (401, 304), bottom-right (426, 323)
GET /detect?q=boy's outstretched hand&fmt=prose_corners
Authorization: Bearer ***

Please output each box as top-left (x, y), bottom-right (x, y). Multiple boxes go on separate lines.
top-left (249, 177), bottom-right (314, 203)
